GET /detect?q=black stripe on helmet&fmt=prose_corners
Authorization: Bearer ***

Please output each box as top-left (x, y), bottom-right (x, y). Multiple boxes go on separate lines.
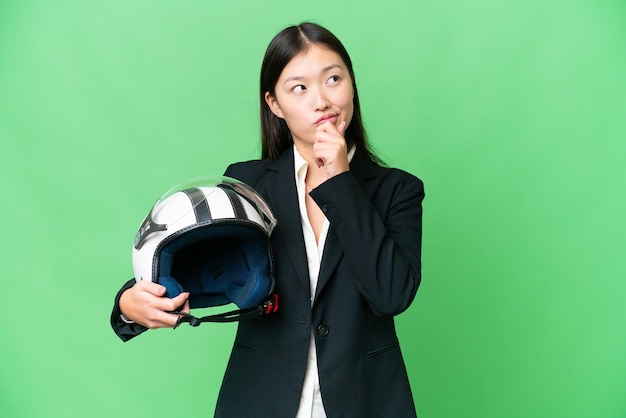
top-left (183, 188), bottom-right (212, 222)
top-left (222, 187), bottom-right (248, 221)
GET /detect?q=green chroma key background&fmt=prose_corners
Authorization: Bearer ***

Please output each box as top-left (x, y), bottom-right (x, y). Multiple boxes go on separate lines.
top-left (0, 1), bottom-right (624, 416)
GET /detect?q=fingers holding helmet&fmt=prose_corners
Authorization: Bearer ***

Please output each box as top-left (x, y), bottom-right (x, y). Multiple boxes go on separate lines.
top-left (119, 280), bottom-right (190, 329)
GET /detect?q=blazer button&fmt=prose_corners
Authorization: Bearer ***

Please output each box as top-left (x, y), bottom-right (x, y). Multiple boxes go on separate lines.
top-left (317, 324), bottom-right (330, 337)
top-left (321, 204), bottom-right (328, 213)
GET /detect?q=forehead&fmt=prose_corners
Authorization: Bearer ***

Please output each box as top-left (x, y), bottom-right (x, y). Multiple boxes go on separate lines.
top-left (279, 44), bottom-right (348, 80)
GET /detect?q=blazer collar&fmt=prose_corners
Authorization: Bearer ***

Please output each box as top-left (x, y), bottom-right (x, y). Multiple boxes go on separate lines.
top-left (267, 145), bottom-right (382, 177)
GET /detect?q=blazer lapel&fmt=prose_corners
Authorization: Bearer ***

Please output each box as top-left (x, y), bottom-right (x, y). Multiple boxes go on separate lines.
top-left (315, 228), bottom-right (342, 302)
top-left (265, 150), bottom-right (311, 297)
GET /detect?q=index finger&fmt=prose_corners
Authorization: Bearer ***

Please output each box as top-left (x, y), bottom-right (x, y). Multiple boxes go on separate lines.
top-left (135, 279), bottom-right (167, 297)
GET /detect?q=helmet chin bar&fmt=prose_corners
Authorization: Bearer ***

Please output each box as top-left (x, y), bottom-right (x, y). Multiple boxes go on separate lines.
top-left (173, 294), bottom-right (279, 328)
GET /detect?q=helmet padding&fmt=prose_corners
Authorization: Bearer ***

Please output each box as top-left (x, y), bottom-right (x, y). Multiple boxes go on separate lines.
top-left (157, 222), bottom-right (272, 309)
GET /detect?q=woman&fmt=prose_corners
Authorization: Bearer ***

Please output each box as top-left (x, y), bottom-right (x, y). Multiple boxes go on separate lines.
top-left (111, 22), bottom-right (425, 417)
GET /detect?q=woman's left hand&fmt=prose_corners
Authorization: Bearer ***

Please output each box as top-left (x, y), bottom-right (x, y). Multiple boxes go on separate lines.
top-left (314, 120), bottom-right (349, 178)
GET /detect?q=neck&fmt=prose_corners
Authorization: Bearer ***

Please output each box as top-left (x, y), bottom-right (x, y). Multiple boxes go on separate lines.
top-left (293, 141), bottom-right (317, 166)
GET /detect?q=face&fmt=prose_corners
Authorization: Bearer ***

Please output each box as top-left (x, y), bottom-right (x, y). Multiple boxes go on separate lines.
top-left (265, 44), bottom-right (354, 148)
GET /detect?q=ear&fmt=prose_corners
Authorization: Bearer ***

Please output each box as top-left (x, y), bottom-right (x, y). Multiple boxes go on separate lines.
top-left (264, 92), bottom-right (284, 119)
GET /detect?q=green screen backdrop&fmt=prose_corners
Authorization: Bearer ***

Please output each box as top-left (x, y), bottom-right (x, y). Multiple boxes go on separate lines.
top-left (1, 1), bottom-right (624, 417)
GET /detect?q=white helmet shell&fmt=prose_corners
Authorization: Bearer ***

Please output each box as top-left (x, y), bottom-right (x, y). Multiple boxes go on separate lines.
top-left (132, 176), bottom-right (276, 313)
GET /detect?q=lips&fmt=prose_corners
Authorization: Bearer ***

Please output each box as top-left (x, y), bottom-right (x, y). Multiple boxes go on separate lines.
top-left (315, 114), bottom-right (338, 125)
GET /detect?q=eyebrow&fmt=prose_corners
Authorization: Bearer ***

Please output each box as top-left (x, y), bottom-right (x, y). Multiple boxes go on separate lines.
top-left (282, 64), bottom-right (344, 85)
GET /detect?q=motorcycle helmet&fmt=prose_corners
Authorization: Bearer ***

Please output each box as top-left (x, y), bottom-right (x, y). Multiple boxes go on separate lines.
top-left (132, 176), bottom-right (278, 326)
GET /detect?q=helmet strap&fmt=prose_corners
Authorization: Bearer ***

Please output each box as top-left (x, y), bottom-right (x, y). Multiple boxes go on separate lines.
top-left (173, 294), bottom-right (278, 328)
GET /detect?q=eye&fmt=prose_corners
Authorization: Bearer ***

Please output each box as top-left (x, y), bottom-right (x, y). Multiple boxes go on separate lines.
top-left (292, 84), bottom-right (306, 93)
top-left (327, 75), bottom-right (340, 85)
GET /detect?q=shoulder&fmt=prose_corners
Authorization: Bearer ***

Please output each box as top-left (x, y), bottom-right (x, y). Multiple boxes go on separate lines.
top-left (383, 167), bottom-right (424, 192)
top-left (224, 148), bottom-right (293, 189)
top-left (352, 150), bottom-right (424, 195)
top-left (224, 159), bottom-right (269, 185)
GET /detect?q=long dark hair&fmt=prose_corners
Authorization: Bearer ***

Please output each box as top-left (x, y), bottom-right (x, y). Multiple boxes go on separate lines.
top-left (260, 22), bottom-right (379, 162)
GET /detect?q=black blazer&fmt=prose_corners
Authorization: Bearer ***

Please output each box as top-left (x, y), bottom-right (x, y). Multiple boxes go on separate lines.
top-left (111, 147), bottom-right (425, 417)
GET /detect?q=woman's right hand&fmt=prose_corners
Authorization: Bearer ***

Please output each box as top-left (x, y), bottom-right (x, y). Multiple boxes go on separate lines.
top-left (119, 280), bottom-right (190, 329)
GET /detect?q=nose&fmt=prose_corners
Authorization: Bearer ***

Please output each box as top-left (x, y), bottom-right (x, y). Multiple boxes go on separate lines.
top-left (312, 87), bottom-right (330, 111)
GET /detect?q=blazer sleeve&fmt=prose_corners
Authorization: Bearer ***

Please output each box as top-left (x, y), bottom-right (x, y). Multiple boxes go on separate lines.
top-left (309, 170), bottom-right (425, 317)
top-left (110, 279), bottom-right (149, 342)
